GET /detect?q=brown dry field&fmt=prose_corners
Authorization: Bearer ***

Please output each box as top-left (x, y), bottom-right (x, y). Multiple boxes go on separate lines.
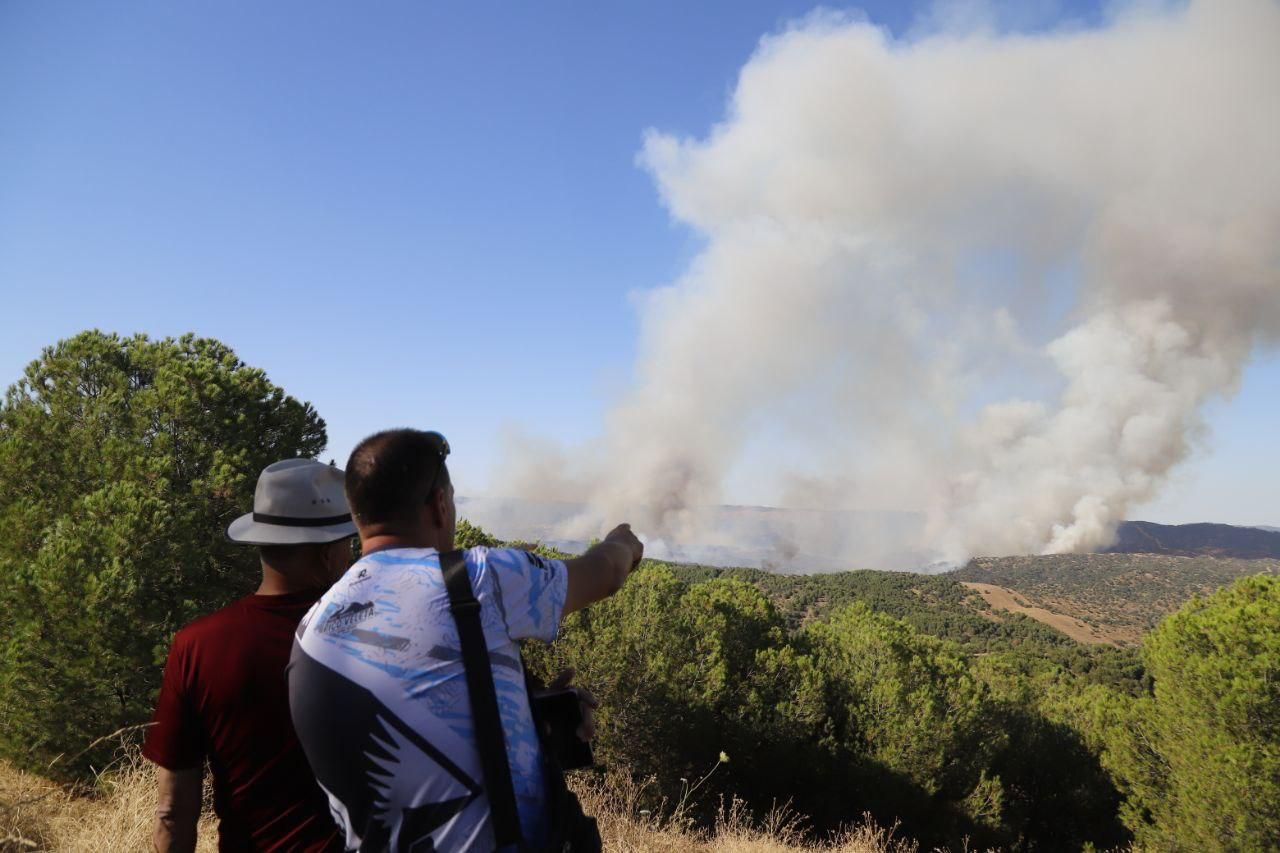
top-left (0, 753), bottom-right (931, 853)
top-left (961, 582), bottom-right (1120, 645)
top-left (955, 553), bottom-right (1279, 644)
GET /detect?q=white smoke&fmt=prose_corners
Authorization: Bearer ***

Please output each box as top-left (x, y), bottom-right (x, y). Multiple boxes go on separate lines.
top-left (502, 0), bottom-right (1280, 566)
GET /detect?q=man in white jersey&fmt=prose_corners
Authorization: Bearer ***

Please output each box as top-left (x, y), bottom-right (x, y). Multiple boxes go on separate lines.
top-left (288, 428), bottom-right (642, 851)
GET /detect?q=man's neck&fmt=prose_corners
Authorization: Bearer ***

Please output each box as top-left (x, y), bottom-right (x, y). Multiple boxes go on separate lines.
top-left (359, 530), bottom-right (451, 556)
top-left (256, 565), bottom-right (315, 597)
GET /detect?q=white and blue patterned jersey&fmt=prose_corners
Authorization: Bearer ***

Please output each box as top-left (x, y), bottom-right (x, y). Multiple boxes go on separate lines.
top-left (288, 546), bottom-right (568, 852)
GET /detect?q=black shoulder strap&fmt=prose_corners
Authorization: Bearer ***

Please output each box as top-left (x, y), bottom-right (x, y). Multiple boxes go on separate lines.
top-left (441, 549), bottom-right (526, 850)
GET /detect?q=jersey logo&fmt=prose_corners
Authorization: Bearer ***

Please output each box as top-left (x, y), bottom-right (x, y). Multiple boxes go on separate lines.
top-left (320, 601), bottom-right (377, 633)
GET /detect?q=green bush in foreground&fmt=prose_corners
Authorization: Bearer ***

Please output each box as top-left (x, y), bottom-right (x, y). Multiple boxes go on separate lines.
top-left (529, 560), bottom-right (1280, 848)
top-left (1103, 574), bottom-right (1280, 850)
top-left (526, 566), bottom-right (1100, 849)
top-left (0, 331), bottom-right (325, 776)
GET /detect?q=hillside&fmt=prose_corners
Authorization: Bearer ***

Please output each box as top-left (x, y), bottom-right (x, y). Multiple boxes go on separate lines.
top-left (666, 563), bottom-right (1147, 692)
top-left (952, 552), bottom-right (1280, 644)
top-left (1108, 520), bottom-right (1280, 558)
top-left (960, 582), bottom-right (1110, 645)
top-left (668, 549), bottom-right (1280, 657)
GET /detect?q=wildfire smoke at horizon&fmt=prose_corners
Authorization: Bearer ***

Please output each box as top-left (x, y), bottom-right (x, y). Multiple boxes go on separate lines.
top-left (501, 0), bottom-right (1280, 568)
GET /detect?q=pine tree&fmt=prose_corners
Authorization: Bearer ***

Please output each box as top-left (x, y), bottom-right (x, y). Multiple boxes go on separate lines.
top-left (0, 331), bottom-right (325, 777)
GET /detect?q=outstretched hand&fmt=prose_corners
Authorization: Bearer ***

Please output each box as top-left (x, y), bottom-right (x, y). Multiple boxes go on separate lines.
top-left (604, 523), bottom-right (644, 572)
top-left (563, 523), bottom-right (643, 615)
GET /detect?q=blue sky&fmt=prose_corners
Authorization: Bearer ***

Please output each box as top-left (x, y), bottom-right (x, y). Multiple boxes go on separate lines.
top-left (1, 1), bottom-right (1275, 527)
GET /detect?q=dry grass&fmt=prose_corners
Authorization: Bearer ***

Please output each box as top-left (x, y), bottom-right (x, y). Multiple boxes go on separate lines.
top-left (0, 749), bottom-right (217, 852)
top-left (0, 749), bottom-right (926, 852)
top-left (961, 582), bottom-right (1117, 645)
top-left (575, 771), bottom-right (924, 853)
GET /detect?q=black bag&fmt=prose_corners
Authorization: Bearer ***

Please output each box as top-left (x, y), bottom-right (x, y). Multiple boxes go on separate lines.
top-left (441, 550), bottom-right (601, 853)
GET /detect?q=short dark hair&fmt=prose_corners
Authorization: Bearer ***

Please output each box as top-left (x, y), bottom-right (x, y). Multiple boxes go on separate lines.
top-left (345, 429), bottom-right (451, 527)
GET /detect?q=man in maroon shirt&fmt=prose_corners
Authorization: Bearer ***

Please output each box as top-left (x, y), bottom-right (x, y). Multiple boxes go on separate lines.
top-left (144, 458), bottom-right (357, 852)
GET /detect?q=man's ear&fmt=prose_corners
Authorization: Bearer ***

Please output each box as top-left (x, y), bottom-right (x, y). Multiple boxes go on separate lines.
top-left (427, 488), bottom-right (448, 529)
top-left (328, 539), bottom-right (350, 570)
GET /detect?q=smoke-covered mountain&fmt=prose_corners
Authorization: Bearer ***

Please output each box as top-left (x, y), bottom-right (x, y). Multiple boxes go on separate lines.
top-left (458, 496), bottom-right (929, 572)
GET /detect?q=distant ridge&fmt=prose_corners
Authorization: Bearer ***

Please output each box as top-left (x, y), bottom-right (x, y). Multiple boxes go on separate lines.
top-left (1106, 521), bottom-right (1280, 559)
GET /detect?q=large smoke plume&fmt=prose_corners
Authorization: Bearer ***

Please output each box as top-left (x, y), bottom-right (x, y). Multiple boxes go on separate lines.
top-left (501, 0), bottom-right (1280, 567)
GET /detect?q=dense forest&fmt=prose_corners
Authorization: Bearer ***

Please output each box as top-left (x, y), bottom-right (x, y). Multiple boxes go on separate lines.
top-left (521, 556), bottom-right (1278, 850)
top-left (1, 332), bottom-right (1277, 850)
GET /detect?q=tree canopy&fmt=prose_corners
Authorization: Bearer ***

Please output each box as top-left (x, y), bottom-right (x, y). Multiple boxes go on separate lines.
top-left (0, 331), bottom-right (326, 775)
top-left (1102, 574), bottom-right (1280, 850)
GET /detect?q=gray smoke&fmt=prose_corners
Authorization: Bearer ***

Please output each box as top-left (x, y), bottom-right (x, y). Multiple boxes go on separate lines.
top-left (502, 0), bottom-right (1280, 567)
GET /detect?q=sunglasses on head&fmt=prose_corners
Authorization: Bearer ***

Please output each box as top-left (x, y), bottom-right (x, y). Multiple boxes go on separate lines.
top-left (424, 431), bottom-right (450, 500)
top-left (424, 430), bottom-right (450, 457)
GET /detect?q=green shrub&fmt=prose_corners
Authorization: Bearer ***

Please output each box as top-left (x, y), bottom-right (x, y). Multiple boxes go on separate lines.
top-left (805, 603), bottom-right (1000, 801)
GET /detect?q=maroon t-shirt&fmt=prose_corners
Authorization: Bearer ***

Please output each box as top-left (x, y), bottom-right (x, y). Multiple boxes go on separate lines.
top-left (143, 591), bottom-right (341, 852)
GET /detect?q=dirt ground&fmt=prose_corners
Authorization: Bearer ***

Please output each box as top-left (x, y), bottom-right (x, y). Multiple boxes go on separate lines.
top-left (962, 582), bottom-right (1119, 645)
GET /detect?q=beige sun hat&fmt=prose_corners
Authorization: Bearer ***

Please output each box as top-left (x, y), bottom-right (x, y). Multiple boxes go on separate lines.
top-left (226, 459), bottom-right (357, 545)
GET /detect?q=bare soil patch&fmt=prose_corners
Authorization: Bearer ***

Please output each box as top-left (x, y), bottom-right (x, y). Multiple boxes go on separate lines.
top-left (961, 582), bottom-right (1116, 645)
